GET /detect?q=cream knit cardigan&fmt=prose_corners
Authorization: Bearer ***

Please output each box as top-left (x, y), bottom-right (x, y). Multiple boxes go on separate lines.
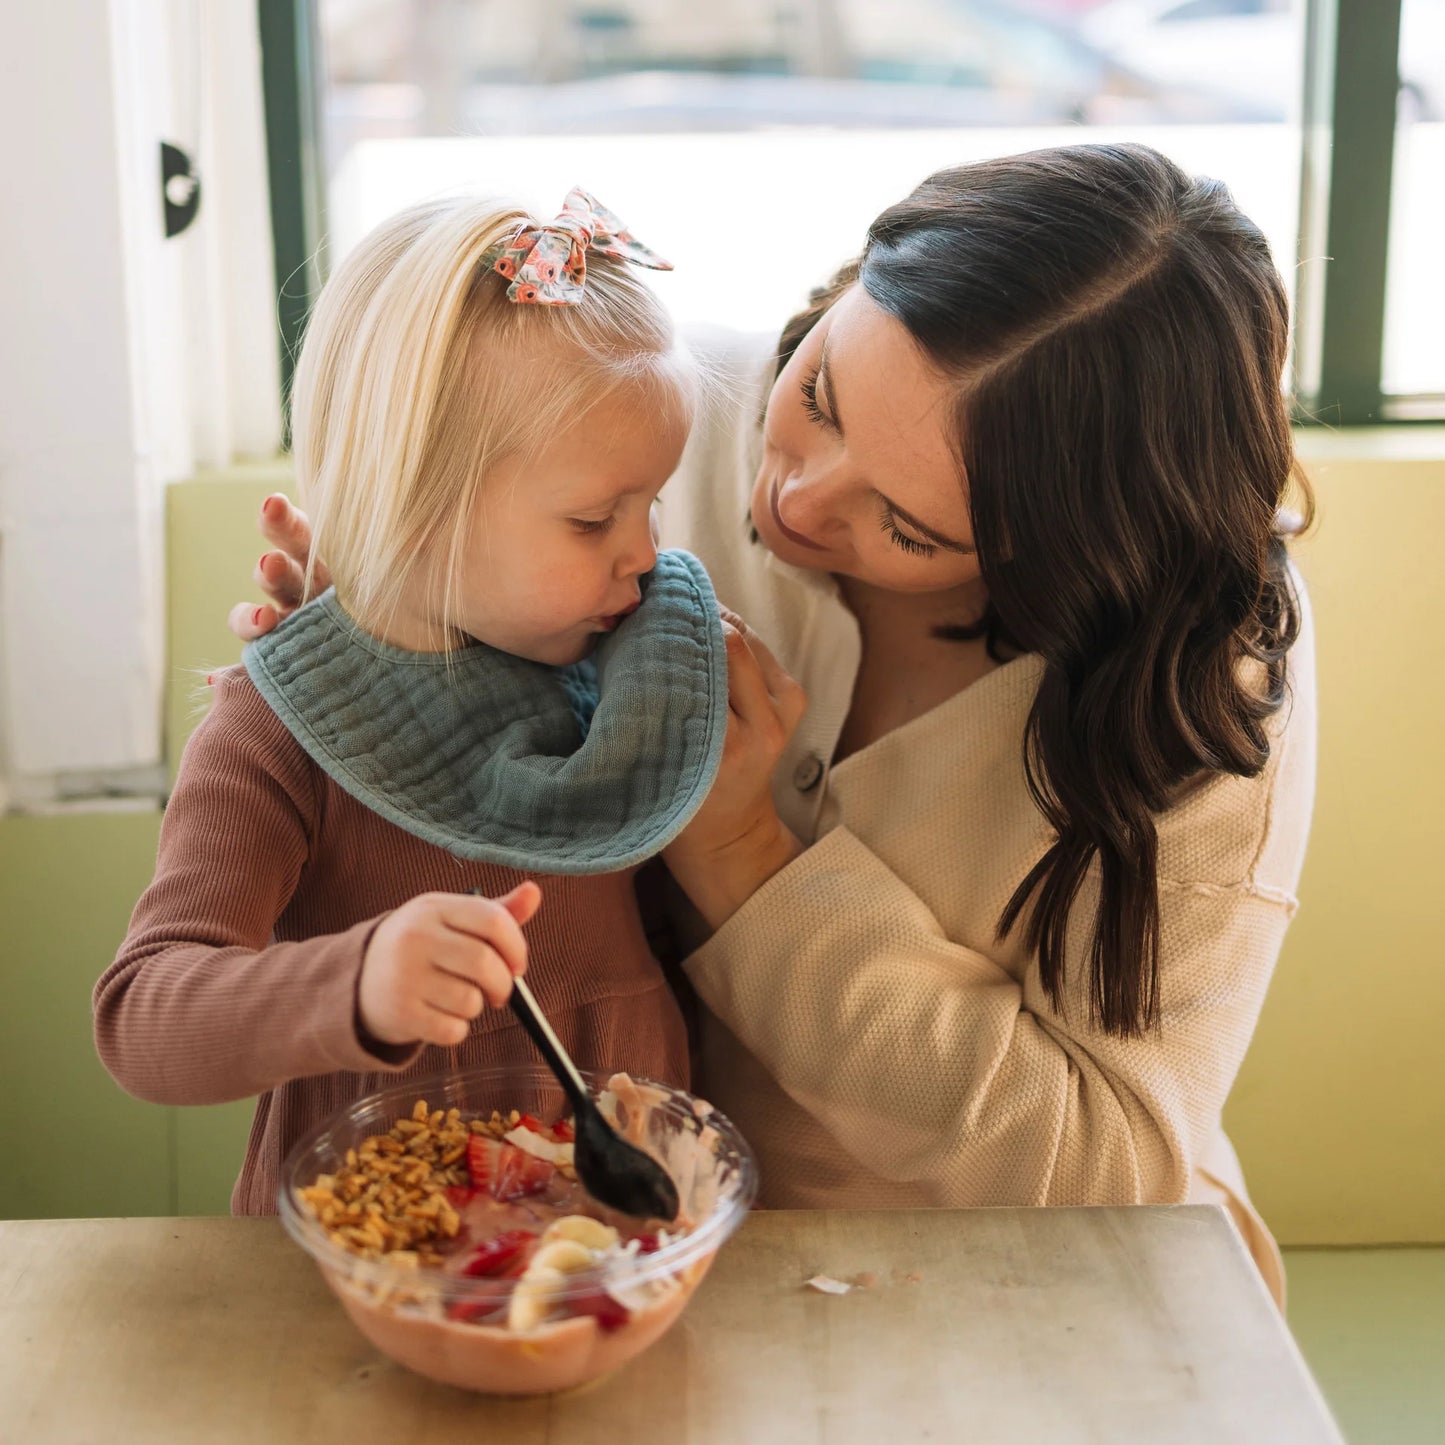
top-left (660, 330), bottom-right (1316, 1302)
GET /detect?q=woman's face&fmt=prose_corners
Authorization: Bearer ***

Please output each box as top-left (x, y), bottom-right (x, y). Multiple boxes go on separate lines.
top-left (751, 285), bottom-right (982, 595)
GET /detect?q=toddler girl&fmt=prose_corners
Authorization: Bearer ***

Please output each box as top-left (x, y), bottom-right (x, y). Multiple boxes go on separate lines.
top-left (94, 189), bottom-right (726, 1214)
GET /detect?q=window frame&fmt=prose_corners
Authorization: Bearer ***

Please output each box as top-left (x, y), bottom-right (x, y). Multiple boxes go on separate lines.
top-left (260, 0), bottom-right (1435, 428)
top-left (1293, 0), bottom-right (1422, 425)
top-left (259, 0), bottom-right (328, 423)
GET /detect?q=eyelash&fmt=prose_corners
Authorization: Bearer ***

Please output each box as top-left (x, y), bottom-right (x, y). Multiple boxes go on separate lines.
top-left (799, 367), bottom-right (831, 428)
top-left (878, 501), bottom-right (937, 558)
top-left (571, 516), bottom-right (616, 536)
top-left (798, 368), bottom-right (935, 559)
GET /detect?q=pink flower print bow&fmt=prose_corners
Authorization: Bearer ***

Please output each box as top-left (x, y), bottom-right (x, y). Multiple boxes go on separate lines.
top-left (488, 187), bottom-right (672, 305)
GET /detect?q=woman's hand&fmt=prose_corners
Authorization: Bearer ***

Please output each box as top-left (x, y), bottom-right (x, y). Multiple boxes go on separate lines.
top-left (359, 884), bottom-right (540, 1049)
top-left (664, 607), bottom-right (808, 931)
top-left (227, 494), bottom-right (329, 641)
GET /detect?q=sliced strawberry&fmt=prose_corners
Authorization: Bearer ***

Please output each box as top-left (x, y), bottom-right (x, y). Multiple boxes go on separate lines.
top-left (551, 1118), bottom-right (575, 1143)
top-left (446, 1296), bottom-right (491, 1324)
top-left (461, 1229), bottom-right (537, 1278)
top-left (467, 1134), bottom-right (502, 1190)
top-left (468, 1135), bottom-right (553, 1201)
top-left (568, 1288), bottom-right (631, 1332)
top-left (444, 1184), bottom-right (479, 1209)
top-left (515, 1153), bottom-right (554, 1196)
top-left (517, 1113), bottom-right (547, 1135)
top-left (446, 1277), bottom-right (516, 1325)
top-left (633, 1233), bottom-right (661, 1254)
top-left (497, 1147), bottom-right (554, 1201)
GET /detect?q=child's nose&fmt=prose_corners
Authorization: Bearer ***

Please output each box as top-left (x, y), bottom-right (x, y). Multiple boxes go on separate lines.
top-left (616, 518), bottom-right (658, 579)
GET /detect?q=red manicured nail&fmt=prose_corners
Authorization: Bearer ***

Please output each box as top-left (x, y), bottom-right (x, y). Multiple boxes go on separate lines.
top-left (252, 607), bottom-right (264, 626)
top-left (206, 673), bottom-right (214, 686)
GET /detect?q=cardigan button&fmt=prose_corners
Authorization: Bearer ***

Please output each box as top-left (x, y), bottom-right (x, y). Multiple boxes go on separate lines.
top-left (792, 753), bottom-right (825, 793)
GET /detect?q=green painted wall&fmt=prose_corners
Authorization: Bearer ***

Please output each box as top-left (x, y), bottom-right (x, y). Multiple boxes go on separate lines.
top-left (1223, 442), bottom-right (1445, 1245)
top-left (0, 811), bottom-right (170, 1217)
top-left (166, 461), bottom-right (295, 788)
top-left (0, 467), bottom-right (288, 1221)
top-left (3, 443), bottom-right (1443, 1238)
top-left (1283, 1247), bottom-right (1445, 1445)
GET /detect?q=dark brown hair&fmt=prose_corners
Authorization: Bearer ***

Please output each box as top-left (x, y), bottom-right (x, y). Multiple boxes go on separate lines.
top-left (778, 143), bottom-right (1312, 1038)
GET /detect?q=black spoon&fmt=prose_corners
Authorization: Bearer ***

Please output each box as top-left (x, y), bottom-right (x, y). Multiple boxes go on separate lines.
top-left (506, 973), bottom-right (680, 1222)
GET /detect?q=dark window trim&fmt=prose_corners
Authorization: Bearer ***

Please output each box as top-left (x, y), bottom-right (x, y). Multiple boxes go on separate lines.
top-left (1293, 0), bottom-right (1406, 425)
top-left (258, 0), bottom-right (328, 430)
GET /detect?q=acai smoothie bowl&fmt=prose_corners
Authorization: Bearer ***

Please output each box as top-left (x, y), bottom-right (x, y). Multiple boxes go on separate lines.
top-left (278, 1064), bottom-right (757, 1394)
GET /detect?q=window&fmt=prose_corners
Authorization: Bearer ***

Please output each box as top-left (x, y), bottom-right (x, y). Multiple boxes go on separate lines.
top-left (1159, 0), bottom-right (1290, 23)
top-left (1382, 0), bottom-right (1445, 399)
top-left (303, 0), bottom-right (1306, 338)
top-left (265, 1), bottom-right (1438, 423)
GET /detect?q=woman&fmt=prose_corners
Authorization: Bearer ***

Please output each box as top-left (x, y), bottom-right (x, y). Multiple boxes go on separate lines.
top-left (236, 144), bottom-right (1314, 1302)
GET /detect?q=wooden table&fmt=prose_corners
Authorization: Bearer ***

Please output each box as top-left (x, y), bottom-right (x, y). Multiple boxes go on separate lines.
top-left (0, 1207), bottom-right (1340, 1443)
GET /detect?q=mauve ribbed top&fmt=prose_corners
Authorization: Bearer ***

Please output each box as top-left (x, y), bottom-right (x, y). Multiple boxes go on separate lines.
top-left (94, 667), bottom-right (689, 1215)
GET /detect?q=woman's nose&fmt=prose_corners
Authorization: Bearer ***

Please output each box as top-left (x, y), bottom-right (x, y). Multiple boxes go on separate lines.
top-left (779, 469), bottom-right (847, 539)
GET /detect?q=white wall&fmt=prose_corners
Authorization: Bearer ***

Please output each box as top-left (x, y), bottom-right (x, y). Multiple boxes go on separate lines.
top-left (0, 0), bottom-right (280, 804)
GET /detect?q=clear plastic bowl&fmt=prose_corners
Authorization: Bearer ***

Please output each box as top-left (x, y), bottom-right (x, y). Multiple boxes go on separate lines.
top-left (278, 1064), bottom-right (756, 1394)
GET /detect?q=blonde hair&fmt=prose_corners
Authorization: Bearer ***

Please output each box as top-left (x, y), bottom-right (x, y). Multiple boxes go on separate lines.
top-left (289, 195), bottom-right (689, 640)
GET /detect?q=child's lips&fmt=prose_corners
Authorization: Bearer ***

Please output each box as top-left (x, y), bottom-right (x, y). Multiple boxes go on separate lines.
top-left (595, 601), bottom-right (641, 631)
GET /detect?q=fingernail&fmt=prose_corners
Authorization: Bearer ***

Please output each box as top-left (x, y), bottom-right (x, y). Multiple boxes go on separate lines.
top-left (206, 673), bottom-right (214, 686)
top-left (252, 607), bottom-right (264, 626)
top-left (262, 496), bottom-right (278, 518)
top-left (259, 553), bottom-right (270, 573)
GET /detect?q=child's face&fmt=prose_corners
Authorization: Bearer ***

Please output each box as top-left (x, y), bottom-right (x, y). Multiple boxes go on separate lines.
top-left (448, 381), bottom-right (690, 666)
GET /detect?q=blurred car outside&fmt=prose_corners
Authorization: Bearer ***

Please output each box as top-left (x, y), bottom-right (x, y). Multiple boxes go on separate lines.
top-left (319, 0), bottom-right (1258, 169)
top-left (1080, 0), bottom-right (1445, 122)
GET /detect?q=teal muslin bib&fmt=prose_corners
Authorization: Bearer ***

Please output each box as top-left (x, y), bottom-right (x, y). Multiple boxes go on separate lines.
top-left (242, 549), bottom-right (727, 875)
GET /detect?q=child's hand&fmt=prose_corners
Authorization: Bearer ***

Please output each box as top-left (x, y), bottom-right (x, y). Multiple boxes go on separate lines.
top-left (358, 883), bottom-right (541, 1048)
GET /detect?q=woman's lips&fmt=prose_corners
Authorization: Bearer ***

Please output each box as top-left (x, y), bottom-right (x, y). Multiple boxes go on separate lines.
top-left (769, 479), bottom-right (827, 551)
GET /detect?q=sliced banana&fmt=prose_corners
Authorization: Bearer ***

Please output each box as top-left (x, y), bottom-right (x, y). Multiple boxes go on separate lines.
top-left (541, 1216), bottom-right (620, 1252)
top-left (507, 1266), bottom-right (566, 1332)
top-left (528, 1239), bottom-right (596, 1275)
top-left (505, 1227), bottom-right (617, 1332)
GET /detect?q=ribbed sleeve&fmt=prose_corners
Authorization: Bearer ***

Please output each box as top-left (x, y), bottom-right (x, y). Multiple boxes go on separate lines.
top-left (684, 825), bottom-right (1295, 1210)
top-left (93, 672), bottom-right (416, 1105)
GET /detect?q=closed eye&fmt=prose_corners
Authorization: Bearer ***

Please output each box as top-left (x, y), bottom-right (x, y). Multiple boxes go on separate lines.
top-left (800, 367), bottom-right (833, 430)
top-left (570, 516), bottom-right (617, 535)
top-left (878, 499), bottom-right (937, 558)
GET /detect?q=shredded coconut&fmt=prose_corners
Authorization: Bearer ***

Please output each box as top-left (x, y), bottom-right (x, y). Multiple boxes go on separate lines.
top-left (502, 1125), bottom-right (574, 1166)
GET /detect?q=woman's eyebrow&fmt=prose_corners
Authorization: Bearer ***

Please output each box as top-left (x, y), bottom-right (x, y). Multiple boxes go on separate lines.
top-left (880, 493), bottom-right (976, 554)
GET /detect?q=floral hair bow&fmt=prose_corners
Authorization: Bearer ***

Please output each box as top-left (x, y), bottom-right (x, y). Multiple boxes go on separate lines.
top-left (486, 186), bottom-right (672, 305)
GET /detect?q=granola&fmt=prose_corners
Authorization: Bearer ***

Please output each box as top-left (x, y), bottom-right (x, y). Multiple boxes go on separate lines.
top-left (298, 1099), bottom-right (513, 1264)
